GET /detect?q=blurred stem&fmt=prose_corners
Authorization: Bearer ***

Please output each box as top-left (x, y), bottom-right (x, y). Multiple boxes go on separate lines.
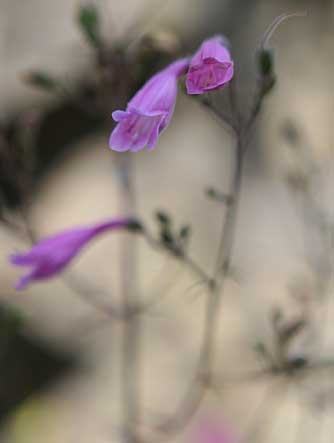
top-left (202, 134), bottom-right (243, 375)
top-left (244, 83), bottom-right (267, 135)
top-left (117, 153), bottom-right (141, 443)
top-left (155, 132), bottom-right (244, 438)
top-left (142, 230), bottom-right (212, 286)
top-left (197, 94), bottom-right (237, 134)
top-left (228, 77), bottom-right (242, 130)
top-left (214, 136), bottom-right (243, 279)
top-left (153, 66), bottom-right (273, 437)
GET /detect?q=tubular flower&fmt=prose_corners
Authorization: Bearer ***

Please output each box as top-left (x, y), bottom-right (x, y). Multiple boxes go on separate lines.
top-left (186, 36), bottom-right (234, 95)
top-left (10, 218), bottom-right (136, 290)
top-left (109, 58), bottom-right (189, 152)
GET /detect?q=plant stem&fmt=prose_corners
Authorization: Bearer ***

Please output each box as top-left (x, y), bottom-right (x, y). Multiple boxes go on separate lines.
top-left (155, 133), bottom-right (245, 438)
top-left (118, 153), bottom-right (141, 443)
top-left (201, 134), bottom-right (244, 377)
top-left (142, 231), bottom-right (212, 286)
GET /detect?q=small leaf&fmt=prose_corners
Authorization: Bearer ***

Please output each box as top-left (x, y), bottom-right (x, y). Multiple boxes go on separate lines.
top-left (206, 187), bottom-right (216, 198)
top-left (77, 4), bottom-right (101, 48)
top-left (160, 229), bottom-right (174, 246)
top-left (280, 120), bottom-right (301, 145)
top-left (278, 319), bottom-right (306, 346)
top-left (287, 356), bottom-right (308, 370)
top-left (205, 187), bottom-right (233, 205)
top-left (271, 307), bottom-right (283, 330)
top-left (179, 225), bottom-right (191, 239)
top-left (127, 219), bottom-right (143, 232)
top-left (258, 48), bottom-right (274, 78)
top-left (22, 71), bottom-right (58, 91)
top-left (254, 342), bottom-right (268, 357)
top-left (155, 210), bottom-right (170, 226)
top-left (256, 48), bottom-right (276, 95)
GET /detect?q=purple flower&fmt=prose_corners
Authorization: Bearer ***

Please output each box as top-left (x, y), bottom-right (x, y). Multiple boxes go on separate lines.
top-left (109, 58), bottom-right (189, 152)
top-left (194, 420), bottom-right (236, 443)
top-left (186, 36), bottom-right (234, 95)
top-left (10, 218), bottom-right (136, 290)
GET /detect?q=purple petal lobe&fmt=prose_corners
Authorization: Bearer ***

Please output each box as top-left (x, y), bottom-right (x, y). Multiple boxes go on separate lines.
top-left (112, 110), bottom-right (129, 122)
top-left (110, 110), bottom-right (165, 153)
top-left (15, 274), bottom-right (34, 291)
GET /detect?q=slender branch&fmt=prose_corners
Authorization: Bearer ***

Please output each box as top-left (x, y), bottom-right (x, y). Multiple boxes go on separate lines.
top-left (214, 136), bottom-right (243, 280)
top-left (244, 82), bottom-right (270, 137)
top-left (117, 153), bottom-right (141, 443)
top-left (194, 133), bottom-right (244, 394)
top-left (149, 124), bottom-right (245, 441)
top-left (228, 77), bottom-right (242, 130)
top-left (142, 231), bottom-right (213, 287)
top-left (197, 94), bottom-right (237, 134)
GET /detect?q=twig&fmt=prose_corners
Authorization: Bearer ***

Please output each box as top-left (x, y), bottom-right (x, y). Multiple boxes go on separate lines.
top-left (142, 230), bottom-right (213, 288)
top-left (197, 94), bottom-right (237, 134)
top-left (228, 77), bottom-right (242, 130)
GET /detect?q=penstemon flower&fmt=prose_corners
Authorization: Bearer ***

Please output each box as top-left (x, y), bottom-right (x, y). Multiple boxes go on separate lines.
top-left (186, 36), bottom-right (234, 95)
top-left (10, 218), bottom-right (137, 290)
top-left (109, 58), bottom-right (189, 152)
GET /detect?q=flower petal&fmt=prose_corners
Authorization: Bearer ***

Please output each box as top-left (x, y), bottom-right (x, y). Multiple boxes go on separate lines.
top-left (186, 61), bottom-right (234, 94)
top-left (112, 110), bottom-right (129, 122)
top-left (15, 273), bottom-right (34, 290)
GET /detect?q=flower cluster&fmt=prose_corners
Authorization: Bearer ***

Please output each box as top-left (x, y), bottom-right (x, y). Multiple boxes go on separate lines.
top-left (109, 36), bottom-right (234, 152)
top-left (10, 36), bottom-right (233, 290)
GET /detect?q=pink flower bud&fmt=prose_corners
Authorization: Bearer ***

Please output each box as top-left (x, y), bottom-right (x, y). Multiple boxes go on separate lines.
top-left (186, 36), bottom-right (234, 95)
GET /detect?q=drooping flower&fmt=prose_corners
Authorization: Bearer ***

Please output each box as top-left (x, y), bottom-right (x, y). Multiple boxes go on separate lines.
top-left (10, 218), bottom-right (138, 290)
top-left (186, 36), bottom-right (234, 95)
top-left (109, 58), bottom-right (189, 152)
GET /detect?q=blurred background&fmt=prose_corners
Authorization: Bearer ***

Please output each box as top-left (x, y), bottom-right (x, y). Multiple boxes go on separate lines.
top-left (0, 0), bottom-right (333, 442)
